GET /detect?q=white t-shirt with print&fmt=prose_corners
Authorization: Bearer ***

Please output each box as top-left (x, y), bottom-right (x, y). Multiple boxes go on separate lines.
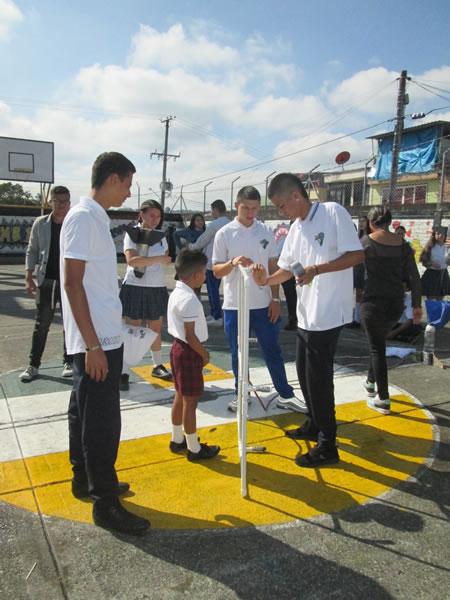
top-left (60, 196), bottom-right (123, 354)
top-left (122, 228), bottom-right (168, 287)
top-left (167, 281), bottom-right (208, 344)
top-left (278, 202), bottom-right (363, 331)
top-left (213, 218), bottom-right (277, 310)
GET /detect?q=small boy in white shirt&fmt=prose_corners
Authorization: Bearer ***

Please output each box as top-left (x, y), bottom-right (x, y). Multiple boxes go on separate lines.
top-left (167, 249), bottom-right (220, 461)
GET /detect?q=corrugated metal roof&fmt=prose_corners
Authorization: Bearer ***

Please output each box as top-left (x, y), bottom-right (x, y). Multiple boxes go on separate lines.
top-left (367, 120), bottom-right (450, 140)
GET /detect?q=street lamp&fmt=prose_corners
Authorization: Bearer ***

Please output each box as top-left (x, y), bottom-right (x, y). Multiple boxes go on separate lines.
top-left (265, 171), bottom-right (277, 210)
top-left (203, 181), bottom-right (213, 213)
top-left (230, 176), bottom-right (240, 210)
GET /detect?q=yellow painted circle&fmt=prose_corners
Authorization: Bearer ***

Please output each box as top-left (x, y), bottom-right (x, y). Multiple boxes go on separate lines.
top-left (0, 395), bottom-right (434, 529)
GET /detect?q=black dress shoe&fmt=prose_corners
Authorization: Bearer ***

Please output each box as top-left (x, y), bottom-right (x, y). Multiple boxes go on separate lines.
top-left (169, 437), bottom-right (187, 453)
top-left (72, 480), bottom-right (130, 499)
top-left (284, 319), bottom-right (298, 331)
top-left (119, 374), bottom-right (129, 391)
top-left (187, 443), bottom-right (220, 461)
top-left (285, 421), bottom-right (319, 441)
top-left (93, 497), bottom-right (150, 535)
top-left (295, 444), bottom-right (340, 468)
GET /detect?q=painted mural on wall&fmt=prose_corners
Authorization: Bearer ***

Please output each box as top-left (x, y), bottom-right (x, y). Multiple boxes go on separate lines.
top-left (0, 215), bottom-right (182, 255)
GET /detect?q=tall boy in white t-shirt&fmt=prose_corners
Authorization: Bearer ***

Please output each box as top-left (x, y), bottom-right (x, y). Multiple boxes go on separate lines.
top-left (168, 249), bottom-right (221, 461)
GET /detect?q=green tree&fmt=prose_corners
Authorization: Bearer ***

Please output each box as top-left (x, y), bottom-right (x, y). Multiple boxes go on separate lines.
top-left (0, 182), bottom-right (40, 205)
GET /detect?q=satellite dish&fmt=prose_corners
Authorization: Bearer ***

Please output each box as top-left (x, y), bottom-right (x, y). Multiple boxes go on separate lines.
top-left (335, 151), bottom-right (350, 166)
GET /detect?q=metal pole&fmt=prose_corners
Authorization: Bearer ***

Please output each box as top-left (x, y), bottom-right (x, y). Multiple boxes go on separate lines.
top-left (231, 176), bottom-right (240, 210)
top-left (362, 157), bottom-right (375, 206)
top-left (160, 118), bottom-right (171, 211)
top-left (388, 70), bottom-right (408, 205)
top-left (265, 171), bottom-right (276, 209)
top-left (203, 181), bottom-right (213, 213)
top-left (136, 182), bottom-right (140, 210)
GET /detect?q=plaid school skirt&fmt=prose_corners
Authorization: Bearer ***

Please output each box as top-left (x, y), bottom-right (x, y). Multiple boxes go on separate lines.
top-left (120, 284), bottom-right (168, 321)
top-left (170, 338), bottom-right (204, 397)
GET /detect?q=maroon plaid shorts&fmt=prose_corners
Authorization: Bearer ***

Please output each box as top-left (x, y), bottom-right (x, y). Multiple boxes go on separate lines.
top-left (170, 338), bottom-right (204, 397)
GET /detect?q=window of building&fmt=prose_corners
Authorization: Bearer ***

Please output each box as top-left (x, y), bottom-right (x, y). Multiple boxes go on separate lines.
top-left (381, 184), bottom-right (427, 204)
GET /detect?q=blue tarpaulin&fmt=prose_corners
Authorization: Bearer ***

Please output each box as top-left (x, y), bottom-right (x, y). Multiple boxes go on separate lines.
top-left (425, 299), bottom-right (450, 329)
top-left (374, 126), bottom-right (438, 181)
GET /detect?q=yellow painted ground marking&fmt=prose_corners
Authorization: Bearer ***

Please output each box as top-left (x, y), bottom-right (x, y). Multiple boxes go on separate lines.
top-left (131, 361), bottom-right (234, 388)
top-left (0, 395), bottom-right (433, 529)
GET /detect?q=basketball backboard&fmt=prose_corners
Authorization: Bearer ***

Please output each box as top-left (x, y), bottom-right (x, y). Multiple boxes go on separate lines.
top-left (0, 136), bottom-right (54, 184)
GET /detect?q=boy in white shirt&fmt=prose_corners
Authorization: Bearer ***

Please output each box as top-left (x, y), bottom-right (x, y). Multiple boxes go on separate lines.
top-left (168, 249), bottom-right (220, 461)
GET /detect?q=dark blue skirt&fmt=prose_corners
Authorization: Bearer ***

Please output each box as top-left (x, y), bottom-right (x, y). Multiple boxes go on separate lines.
top-left (120, 284), bottom-right (168, 320)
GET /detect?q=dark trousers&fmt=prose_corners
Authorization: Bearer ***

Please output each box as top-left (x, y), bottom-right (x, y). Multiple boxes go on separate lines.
top-left (281, 276), bottom-right (297, 323)
top-left (360, 298), bottom-right (404, 400)
top-left (206, 269), bottom-right (222, 319)
top-left (295, 326), bottom-right (342, 447)
top-left (68, 346), bottom-right (123, 502)
top-left (29, 278), bottom-right (71, 368)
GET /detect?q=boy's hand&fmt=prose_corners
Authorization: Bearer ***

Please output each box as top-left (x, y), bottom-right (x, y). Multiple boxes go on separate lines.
top-left (250, 263), bottom-right (268, 286)
top-left (202, 351), bottom-right (210, 367)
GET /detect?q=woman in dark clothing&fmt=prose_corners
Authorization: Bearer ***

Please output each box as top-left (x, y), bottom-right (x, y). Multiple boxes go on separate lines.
top-left (360, 206), bottom-right (422, 415)
top-left (420, 227), bottom-right (449, 300)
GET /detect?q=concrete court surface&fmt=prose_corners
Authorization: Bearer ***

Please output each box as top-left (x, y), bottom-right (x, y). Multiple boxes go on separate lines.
top-left (0, 260), bottom-right (449, 600)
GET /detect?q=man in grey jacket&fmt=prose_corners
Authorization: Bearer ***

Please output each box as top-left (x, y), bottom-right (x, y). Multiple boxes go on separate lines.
top-left (20, 186), bottom-right (72, 381)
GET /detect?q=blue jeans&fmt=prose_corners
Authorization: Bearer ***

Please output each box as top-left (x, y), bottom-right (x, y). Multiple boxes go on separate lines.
top-left (206, 269), bottom-right (222, 319)
top-left (224, 308), bottom-right (293, 398)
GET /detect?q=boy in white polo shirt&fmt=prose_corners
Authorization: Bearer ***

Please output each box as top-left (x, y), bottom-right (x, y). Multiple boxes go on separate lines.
top-left (212, 185), bottom-right (307, 413)
top-left (60, 152), bottom-right (150, 535)
top-left (168, 248), bottom-right (220, 461)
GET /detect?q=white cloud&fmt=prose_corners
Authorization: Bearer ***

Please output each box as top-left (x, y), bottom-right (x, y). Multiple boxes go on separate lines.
top-left (329, 67), bottom-right (399, 114)
top-left (0, 0), bottom-right (22, 41)
top-left (129, 23), bottom-right (238, 70)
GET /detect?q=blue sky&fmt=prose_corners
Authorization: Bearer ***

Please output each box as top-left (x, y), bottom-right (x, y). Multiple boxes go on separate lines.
top-left (1, 0), bottom-right (449, 209)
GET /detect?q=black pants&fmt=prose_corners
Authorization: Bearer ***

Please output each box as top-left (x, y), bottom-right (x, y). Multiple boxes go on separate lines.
top-left (69, 346), bottom-right (123, 501)
top-left (360, 298), bottom-right (404, 401)
top-left (282, 276), bottom-right (297, 323)
top-left (29, 278), bottom-right (71, 368)
top-left (295, 326), bottom-right (342, 447)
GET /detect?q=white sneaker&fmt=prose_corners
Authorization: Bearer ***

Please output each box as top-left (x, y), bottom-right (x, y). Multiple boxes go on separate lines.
top-left (205, 315), bottom-right (215, 323)
top-left (277, 394), bottom-right (308, 414)
top-left (208, 317), bottom-right (223, 327)
top-left (61, 363), bottom-right (73, 378)
top-left (228, 396), bottom-right (253, 412)
top-left (367, 395), bottom-right (390, 415)
top-left (19, 365), bottom-right (39, 382)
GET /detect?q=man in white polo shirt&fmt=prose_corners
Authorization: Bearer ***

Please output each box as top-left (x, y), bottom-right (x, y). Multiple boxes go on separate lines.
top-left (212, 185), bottom-right (306, 413)
top-left (254, 173), bottom-right (363, 468)
top-left (60, 152), bottom-right (150, 535)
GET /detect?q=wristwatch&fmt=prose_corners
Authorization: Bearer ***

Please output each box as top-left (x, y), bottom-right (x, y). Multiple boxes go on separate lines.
top-left (272, 298), bottom-right (281, 303)
top-left (230, 258), bottom-right (235, 268)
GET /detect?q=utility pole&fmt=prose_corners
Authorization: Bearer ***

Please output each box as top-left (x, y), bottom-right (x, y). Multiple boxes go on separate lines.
top-left (150, 116), bottom-right (180, 211)
top-left (388, 70), bottom-right (410, 204)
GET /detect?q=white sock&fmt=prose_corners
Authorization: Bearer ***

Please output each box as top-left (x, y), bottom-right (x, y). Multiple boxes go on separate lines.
top-left (186, 432), bottom-right (201, 454)
top-left (152, 350), bottom-right (162, 367)
top-left (354, 302), bottom-right (361, 323)
top-left (172, 425), bottom-right (184, 444)
top-left (121, 362), bottom-right (130, 375)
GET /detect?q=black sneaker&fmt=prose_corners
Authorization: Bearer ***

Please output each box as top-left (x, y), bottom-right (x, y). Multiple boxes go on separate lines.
top-left (119, 374), bottom-right (129, 391)
top-left (187, 443), bottom-right (220, 461)
top-left (295, 444), bottom-right (340, 468)
top-left (284, 319), bottom-right (298, 331)
top-left (152, 364), bottom-right (172, 380)
top-left (345, 321), bottom-right (360, 329)
top-left (72, 479), bottom-right (130, 499)
top-left (93, 497), bottom-right (150, 535)
top-left (169, 438), bottom-right (187, 453)
top-left (285, 420), bottom-right (318, 441)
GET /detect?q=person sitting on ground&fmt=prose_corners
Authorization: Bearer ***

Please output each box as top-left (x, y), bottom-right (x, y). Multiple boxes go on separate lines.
top-left (167, 248), bottom-right (220, 461)
top-left (386, 286), bottom-right (422, 344)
